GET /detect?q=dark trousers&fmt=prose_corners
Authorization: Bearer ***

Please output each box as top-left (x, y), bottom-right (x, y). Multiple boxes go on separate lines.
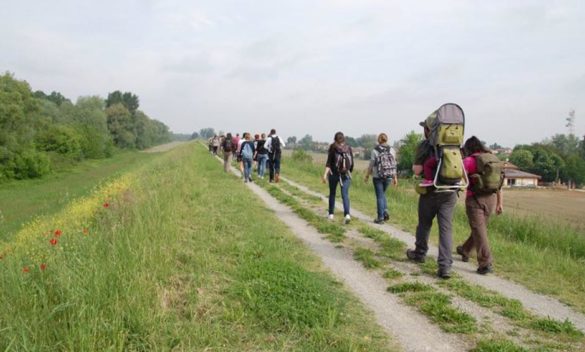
top-left (414, 191), bottom-right (457, 269)
top-left (329, 174), bottom-right (351, 216)
top-left (373, 177), bottom-right (391, 220)
top-left (268, 155), bottom-right (281, 181)
top-left (461, 194), bottom-right (496, 268)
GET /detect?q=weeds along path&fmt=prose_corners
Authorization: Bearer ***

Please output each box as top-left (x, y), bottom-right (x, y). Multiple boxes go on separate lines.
top-left (215, 157), bottom-right (469, 351)
top-left (281, 176), bottom-right (585, 334)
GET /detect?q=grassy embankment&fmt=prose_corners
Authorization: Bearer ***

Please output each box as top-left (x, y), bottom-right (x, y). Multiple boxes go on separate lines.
top-left (280, 152), bottom-right (585, 314)
top-left (0, 151), bottom-right (156, 242)
top-left (0, 143), bottom-right (396, 351)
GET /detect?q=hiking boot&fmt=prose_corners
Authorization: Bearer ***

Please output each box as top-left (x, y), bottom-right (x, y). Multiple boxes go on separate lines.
top-left (406, 249), bottom-right (425, 263)
top-left (437, 268), bottom-right (452, 279)
top-left (383, 211), bottom-right (389, 221)
top-left (344, 214), bottom-right (351, 224)
top-left (374, 218), bottom-right (385, 224)
top-left (477, 264), bottom-right (493, 275)
top-left (275, 173), bottom-right (280, 183)
top-left (456, 246), bottom-right (469, 263)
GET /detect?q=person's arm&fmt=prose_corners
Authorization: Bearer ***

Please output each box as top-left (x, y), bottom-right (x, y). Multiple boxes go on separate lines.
top-left (496, 189), bottom-right (504, 215)
top-left (265, 137), bottom-right (272, 153)
top-left (323, 148), bottom-right (333, 183)
top-left (364, 149), bottom-right (375, 182)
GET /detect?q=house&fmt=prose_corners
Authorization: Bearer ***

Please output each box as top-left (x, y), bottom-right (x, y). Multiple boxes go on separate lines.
top-left (502, 161), bottom-right (541, 188)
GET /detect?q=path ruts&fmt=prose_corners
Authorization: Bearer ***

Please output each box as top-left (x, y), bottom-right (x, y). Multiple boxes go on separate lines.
top-left (281, 176), bottom-right (585, 333)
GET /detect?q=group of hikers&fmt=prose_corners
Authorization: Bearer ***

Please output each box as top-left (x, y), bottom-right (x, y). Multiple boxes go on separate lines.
top-left (210, 104), bottom-right (504, 279)
top-left (209, 129), bottom-right (285, 183)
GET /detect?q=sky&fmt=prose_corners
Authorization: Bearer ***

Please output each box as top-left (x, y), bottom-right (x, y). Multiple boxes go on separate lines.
top-left (1, 0), bottom-right (584, 147)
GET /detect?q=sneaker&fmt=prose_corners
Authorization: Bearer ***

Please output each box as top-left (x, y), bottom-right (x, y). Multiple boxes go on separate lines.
top-left (383, 211), bottom-right (389, 221)
top-left (248, 177), bottom-right (253, 182)
top-left (344, 214), bottom-right (351, 224)
top-left (477, 265), bottom-right (493, 275)
top-left (456, 246), bottom-right (469, 263)
top-left (374, 218), bottom-right (385, 224)
top-left (437, 268), bottom-right (452, 279)
top-left (327, 214), bottom-right (334, 221)
top-left (406, 249), bottom-right (425, 263)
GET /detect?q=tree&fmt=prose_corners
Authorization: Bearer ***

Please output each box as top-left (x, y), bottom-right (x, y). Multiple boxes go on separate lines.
top-left (199, 128), bottom-right (215, 139)
top-left (106, 91), bottom-right (139, 114)
top-left (298, 134), bottom-right (313, 150)
top-left (345, 136), bottom-right (358, 148)
top-left (562, 154), bottom-right (585, 188)
top-left (356, 134), bottom-right (377, 159)
top-left (106, 103), bottom-right (136, 148)
top-left (509, 149), bottom-right (534, 170)
top-left (580, 136), bottom-right (585, 159)
top-left (286, 136), bottom-right (297, 146)
top-left (190, 131), bottom-right (200, 140)
top-left (397, 131), bottom-right (423, 173)
top-left (489, 142), bottom-right (503, 150)
top-left (550, 134), bottom-right (580, 157)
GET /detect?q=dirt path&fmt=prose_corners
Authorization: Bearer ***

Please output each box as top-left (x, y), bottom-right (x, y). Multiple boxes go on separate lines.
top-left (214, 155), bottom-right (469, 352)
top-left (142, 141), bottom-right (186, 153)
top-left (281, 176), bottom-right (585, 333)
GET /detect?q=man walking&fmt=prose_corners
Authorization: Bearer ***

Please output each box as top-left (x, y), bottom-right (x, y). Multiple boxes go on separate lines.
top-left (406, 118), bottom-right (458, 279)
top-left (265, 129), bottom-right (285, 183)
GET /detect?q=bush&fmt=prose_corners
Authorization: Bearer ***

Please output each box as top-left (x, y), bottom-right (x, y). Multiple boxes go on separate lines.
top-left (291, 149), bottom-right (313, 164)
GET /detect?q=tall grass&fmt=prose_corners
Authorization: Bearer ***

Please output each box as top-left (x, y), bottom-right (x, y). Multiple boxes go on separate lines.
top-left (0, 144), bottom-right (396, 351)
top-left (281, 154), bottom-right (585, 313)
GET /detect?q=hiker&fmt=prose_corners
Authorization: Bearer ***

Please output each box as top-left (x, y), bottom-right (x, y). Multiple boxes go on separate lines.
top-left (456, 136), bottom-right (504, 275)
top-left (236, 132), bottom-right (246, 176)
top-left (364, 133), bottom-right (398, 224)
top-left (222, 132), bottom-right (234, 172)
top-left (253, 134), bottom-right (260, 172)
top-left (255, 133), bottom-right (269, 179)
top-left (211, 135), bottom-right (220, 155)
top-left (265, 129), bottom-right (285, 183)
top-left (239, 132), bottom-right (256, 183)
top-left (322, 131), bottom-right (354, 224)
top-left (232, 133), bottom-right (240, 159)
top-left (207, 137), bottom-right (213, 154)
top-left (406, 116), bottom-right (459, 279)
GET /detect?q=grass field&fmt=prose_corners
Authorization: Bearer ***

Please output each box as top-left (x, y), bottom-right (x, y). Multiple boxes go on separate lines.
top-left (0, 143), bottom-right (396, 351)
top-left (0, 151), bottom-right (156, 242)
top-left (280, 152), bottom-right (585, 314)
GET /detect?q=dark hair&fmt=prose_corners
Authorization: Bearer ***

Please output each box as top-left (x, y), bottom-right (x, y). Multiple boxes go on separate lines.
top-left (463, 136), bottom-right (490, 156)
top-left (334, 131), bottom-right (345, 144)
top-left (226, 133), bottom-right (232, 140)
top-left (270, 129), bottom-right (276, 135)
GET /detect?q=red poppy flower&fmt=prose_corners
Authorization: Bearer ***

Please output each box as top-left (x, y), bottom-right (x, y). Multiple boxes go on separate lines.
top-left (54, 229), bottom-right (62, 237)
top-left (50, 238), bottom-right (58, 246)
top-left (103, 202), bottom-right (110, 208)
top-left (22, 266), bottom-right (30, 273)
top-left (40, 263), bottom-right (47, 271)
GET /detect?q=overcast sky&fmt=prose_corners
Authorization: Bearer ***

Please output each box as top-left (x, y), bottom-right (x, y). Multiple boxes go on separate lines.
top-left (1, 0), bottom-right (584, 146)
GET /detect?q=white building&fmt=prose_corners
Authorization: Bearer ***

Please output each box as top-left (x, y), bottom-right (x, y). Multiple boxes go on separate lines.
top-left (502, 162), bottom-right (541, 188)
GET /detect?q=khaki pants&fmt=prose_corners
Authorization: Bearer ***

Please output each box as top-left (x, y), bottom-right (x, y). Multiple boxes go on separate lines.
top-left (223, 152), bottom-right (232, 172)
top-left (461, 194), bottom-right (496, 268)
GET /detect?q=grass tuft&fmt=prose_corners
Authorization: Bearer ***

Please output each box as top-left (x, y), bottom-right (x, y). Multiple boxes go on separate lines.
top-left (353, 247), bottom-right (382, 269)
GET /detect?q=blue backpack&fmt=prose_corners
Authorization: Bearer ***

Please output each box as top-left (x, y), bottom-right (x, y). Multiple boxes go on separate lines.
top-left (242, 143), bottom-right (253, 160)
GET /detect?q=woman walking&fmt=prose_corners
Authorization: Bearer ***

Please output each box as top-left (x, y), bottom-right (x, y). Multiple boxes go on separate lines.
top-left (456, 136), bottom-right (504, 275)
top-left (364, 133), bottom-right (398, 224)
top-left (240, 133), bottom-right (256, 183)
top-left (256, 133), bottom-right (269, 179)
top-left (322, 132), bottom-right (354, 224)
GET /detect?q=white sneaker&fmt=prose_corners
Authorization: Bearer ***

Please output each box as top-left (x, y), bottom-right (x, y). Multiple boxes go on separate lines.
top-left (344, 214), bottom-right (351, 224)
top-left (327, 214), bottom-right (334, 221)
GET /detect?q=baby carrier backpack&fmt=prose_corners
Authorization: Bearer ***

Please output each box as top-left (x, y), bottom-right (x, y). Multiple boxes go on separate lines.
top-left (426, 103), bottom-right (468, 191)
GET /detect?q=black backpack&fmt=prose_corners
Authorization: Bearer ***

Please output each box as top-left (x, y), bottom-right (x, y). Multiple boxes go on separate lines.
top-left (271, 136), bottom-right (282, 156)
top-left (375, 146), bottom-right (396, 179)
top-left (334, 144), bottom-right (353, 175)
top-left (223, 139), bottom-right (233, 152)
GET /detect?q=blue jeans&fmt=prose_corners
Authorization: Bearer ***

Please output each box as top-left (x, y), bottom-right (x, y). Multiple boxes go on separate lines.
top-left (373, 177), bottom-right (391, 220)
top-left (257, 154), bottom-right (268, 177)
top-left (328, 174), bottom-right (351, 216)
top-left (243, 158), bottom-right (253, 180)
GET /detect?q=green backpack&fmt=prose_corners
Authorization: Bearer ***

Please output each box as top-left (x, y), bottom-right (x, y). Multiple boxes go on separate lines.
top-left (470, 153), bottom-right (504, 194)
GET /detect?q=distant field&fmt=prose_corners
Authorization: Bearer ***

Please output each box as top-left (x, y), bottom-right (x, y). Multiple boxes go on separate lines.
top-left (282, 149), bottom-right (371, 170)
top-left (504, 189), bottom-right (585, 231)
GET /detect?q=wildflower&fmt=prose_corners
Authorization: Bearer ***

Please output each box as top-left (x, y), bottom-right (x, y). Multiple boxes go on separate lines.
top-left (40, 263), bottom-right (47, 271)
top-left (50, 238), bottom-right (58, 246)
top-left (54, 229), bottom-right (62, 237)
top-left (103, 202), bottom-right (110, 208)
top-left (22, 266), bottom-right (30, 273)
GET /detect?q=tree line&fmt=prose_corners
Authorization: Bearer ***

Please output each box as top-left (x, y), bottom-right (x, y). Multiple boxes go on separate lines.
top-left (0, 73), bottom-right (171, 182)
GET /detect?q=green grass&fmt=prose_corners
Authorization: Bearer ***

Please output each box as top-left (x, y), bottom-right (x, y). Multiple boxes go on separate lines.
top-left (471, 339), bottom-right (528, 352)
top-left (353, 247), bottom-right (382, 269)
top-left (280, 155), bottom-right (585, 313)
top-left (0, 144), bottom-right (396, 351)
top-left (0, 151), bottom-right (155, 241)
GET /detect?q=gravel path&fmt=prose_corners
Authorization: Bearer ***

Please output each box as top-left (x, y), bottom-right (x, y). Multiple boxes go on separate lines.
top-left (282, 177), bottom-right (585, 333)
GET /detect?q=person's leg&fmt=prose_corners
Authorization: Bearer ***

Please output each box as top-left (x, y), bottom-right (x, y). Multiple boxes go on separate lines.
top-left (382, 177), bottom-right (390, 217)
top-left (258, 155), bottom-right (265, 177)
top-left (461, 197), bottom-right (477, 256)
top-left (223, 153), bottom-right (231, 172)
top-left (414, 193), bottom-right (437, 257)
top-left (341, 176), bottom-right (351, 216)
top-left (268, 156), bottom-right (275, 181)
top-left (328, 174), bottom-right (338, 215)
top-left (471, 194), bottom-right (496, 268)
top-left (274, 157), bottom-right (281, 182)
top-left (373, 178), bottom-right (384, 220)
top-left (436, 192), bottom-right (457, 270)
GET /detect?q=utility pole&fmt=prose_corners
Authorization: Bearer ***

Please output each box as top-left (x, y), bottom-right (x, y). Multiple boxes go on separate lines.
top-left (566, 109), bottom-right (576, 136)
